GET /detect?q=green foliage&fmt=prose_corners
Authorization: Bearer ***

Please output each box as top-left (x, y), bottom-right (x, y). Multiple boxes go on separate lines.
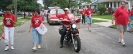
top-left (43, 0), bottom-right (77, 8)
top-left (83, 0), bottom-right (91, 2)
top-left (103, 11), bottom-right (110, 15)
top-left (98, 4), bottom-right (106, 15)
top-left (109, 25), bottom-right (117, 29)
top-left (0, 0), bottom-right (39, 11)
top-left (92, 14), bottom-right (112, 20)
top-left (17, 0), bottom-right (40, 11)
top-left (0, 0), bottom-right (13, 11)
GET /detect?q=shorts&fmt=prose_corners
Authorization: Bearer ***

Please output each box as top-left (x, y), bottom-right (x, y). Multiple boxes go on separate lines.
top-left (117, 25), bottom-right (127, 32)
top-left (87, 17), bottom-right (92, 24)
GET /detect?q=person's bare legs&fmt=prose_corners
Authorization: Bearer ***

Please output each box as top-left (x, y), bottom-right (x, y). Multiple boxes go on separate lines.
top-left (88, 23), bottom-right (91, 32)
top-left (120, 31), bottom-right (125, 46)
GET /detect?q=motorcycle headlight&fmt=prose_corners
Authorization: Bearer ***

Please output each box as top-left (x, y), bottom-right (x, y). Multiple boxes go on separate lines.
top-left (72, 24), bottom-right (77, 28)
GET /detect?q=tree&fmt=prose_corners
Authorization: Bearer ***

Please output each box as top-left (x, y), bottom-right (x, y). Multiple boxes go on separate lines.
top-left (17, 0), bottom-right (40, 11)
top-left (43, 0), bottom-right (77, 8)
top-left (98, 4), bottom-right (106, 15)
top-left (83, 0), bottom-right (91, 3)
top-left (9, 0), bottom-right (40, 12)
top-left (0, 0), bottom-right (13, 11)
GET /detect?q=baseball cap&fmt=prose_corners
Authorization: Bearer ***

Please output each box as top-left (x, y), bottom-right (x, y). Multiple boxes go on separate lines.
top-left (64, 8), bottom-right (69, 11)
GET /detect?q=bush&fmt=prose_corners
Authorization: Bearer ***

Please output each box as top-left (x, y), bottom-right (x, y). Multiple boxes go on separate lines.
top-left (98, 4), bottom-right (106, 15)
top-left (96, 11), bottom-right (100, 15)
top-left (103, 11), bottom-right (109, 15)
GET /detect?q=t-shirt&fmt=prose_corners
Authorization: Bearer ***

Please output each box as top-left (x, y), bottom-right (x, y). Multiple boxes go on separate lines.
top-left (40, 11), bottom-right (45, 16)
top-left (31, 15), bottom-right (44, 28)
top-left (85, 8), bottom-right (93, 17)
top-left (3, 13), bottom-right (16, 27)
top-left (80, 9), bottom-right (86, 16)
top-left (113, 7), bottom-right (129, 25)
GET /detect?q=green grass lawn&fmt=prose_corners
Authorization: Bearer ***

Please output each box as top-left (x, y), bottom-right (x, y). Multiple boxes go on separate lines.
top-left (92, 19), bottom-right (107, 23)
top-left (15, 17), bottom-right (31, 27)
top-left (81, 18), bottom-right (107, 23)
top-left (0, 17), bottom-right (4, 22)
top-left (92, 14), bottom-right (112, 20)
top-left (109, 25), bottom-right (117, 29)
top-left (0, 25), bottom-right (2, 37)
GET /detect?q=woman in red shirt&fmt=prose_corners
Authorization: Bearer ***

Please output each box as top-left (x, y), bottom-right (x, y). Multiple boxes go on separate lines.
top-left (2, 7), bottom-right (16, 51)
top-left (29, 9), bottom-right (44, 50)
top-left (80, 8), bottom-right (86, 24)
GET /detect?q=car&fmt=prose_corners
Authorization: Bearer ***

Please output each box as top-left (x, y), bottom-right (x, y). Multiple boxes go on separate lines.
top-left (0, 11), bottom-right (4, 16)
top-left (47, 9), bottom-right (64, 25)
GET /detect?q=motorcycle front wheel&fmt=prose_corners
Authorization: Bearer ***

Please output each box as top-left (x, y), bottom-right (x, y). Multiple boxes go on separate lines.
top-left (73, 36), bottom-right (81, 53)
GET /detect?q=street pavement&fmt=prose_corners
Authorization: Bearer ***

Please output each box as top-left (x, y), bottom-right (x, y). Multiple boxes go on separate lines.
top-left (0, 21), bottom-right (133, 54)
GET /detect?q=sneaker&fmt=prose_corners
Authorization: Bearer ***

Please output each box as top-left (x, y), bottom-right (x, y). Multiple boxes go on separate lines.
top-left (5, 46), bottom-right (9, 51)
top-left (11, 46), bottom-right (14, 50)
top-left (32, 47), bottom-right (37, 50)
top-left (38, 45), bottom-right (41, 49)
top-left (121, 40), bottom-right (125, 46)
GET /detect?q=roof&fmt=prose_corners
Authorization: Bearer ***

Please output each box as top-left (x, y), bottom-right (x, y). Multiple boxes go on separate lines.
top-left (97, 0), bottom-right (126, 3)
top-left (48, 7), bottom-right (60, 9)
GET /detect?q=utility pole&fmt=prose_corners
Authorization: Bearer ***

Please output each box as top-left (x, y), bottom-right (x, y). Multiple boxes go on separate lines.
top-left (14, 0), bottom-right (17, 20)
top-left (69, 0), bottom-right (70, 8)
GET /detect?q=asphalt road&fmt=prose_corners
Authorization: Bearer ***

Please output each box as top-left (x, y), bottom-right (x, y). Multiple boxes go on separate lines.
top-left (0, 21), bottom-right (133, 54)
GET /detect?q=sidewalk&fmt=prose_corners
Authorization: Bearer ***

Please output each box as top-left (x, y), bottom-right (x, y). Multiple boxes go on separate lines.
top-left (92, 18), bottom-right (112, 27)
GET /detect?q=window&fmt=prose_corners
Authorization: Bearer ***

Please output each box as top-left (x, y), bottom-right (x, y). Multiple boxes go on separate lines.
top-left (50, 9), bottom-right (64, 14)
top-left (114, 2), bottom-right (116, 7)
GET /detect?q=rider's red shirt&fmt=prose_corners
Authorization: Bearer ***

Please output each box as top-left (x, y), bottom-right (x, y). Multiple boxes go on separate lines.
top-left (58, 14), bottom-right (71, 25)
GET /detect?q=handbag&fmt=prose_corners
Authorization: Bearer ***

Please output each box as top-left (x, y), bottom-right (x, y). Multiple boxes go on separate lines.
top-left (36, 23), bottom-right (47, 35)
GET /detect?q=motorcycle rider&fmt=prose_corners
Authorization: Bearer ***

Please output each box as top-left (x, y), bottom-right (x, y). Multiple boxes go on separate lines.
top-left (55, 7), bottom-right (75, 48)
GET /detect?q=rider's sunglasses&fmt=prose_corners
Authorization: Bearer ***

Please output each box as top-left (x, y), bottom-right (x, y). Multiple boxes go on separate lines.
top-left (64, 10), bottom-right (67, 11)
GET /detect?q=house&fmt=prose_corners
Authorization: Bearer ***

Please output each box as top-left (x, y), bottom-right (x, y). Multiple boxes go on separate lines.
top-left (97, 0), bottom-right (133, 9)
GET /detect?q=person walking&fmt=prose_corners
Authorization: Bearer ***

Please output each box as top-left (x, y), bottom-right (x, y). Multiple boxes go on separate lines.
top-left (85, 5), bottom-right (93, 32)
top-left (80, 7), bottom-right (86, 24)
top-left (40, 9), bottom-right (45, 21)
top-left (112, 1), bottom-right (129, 46)
top-left (2, 7), bottom-right (16, 51)
top-left (29, 9), bottom-right (44, 50)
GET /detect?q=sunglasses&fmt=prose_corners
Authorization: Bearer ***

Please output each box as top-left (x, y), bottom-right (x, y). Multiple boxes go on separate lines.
top-left (64, 10), bottom-right (67, 11)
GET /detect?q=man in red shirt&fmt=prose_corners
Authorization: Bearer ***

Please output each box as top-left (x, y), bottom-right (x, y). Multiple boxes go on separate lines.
top-left (56, 7), bottom-right (76, 48)
top-left (112, 1), bottom-right (129, 46)
top-left (2, 7), bottom-right (16, 51)
top-left (80, 6), bottom-right (86, 24)
top-left (85, 5), bottom-right (93, 32)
